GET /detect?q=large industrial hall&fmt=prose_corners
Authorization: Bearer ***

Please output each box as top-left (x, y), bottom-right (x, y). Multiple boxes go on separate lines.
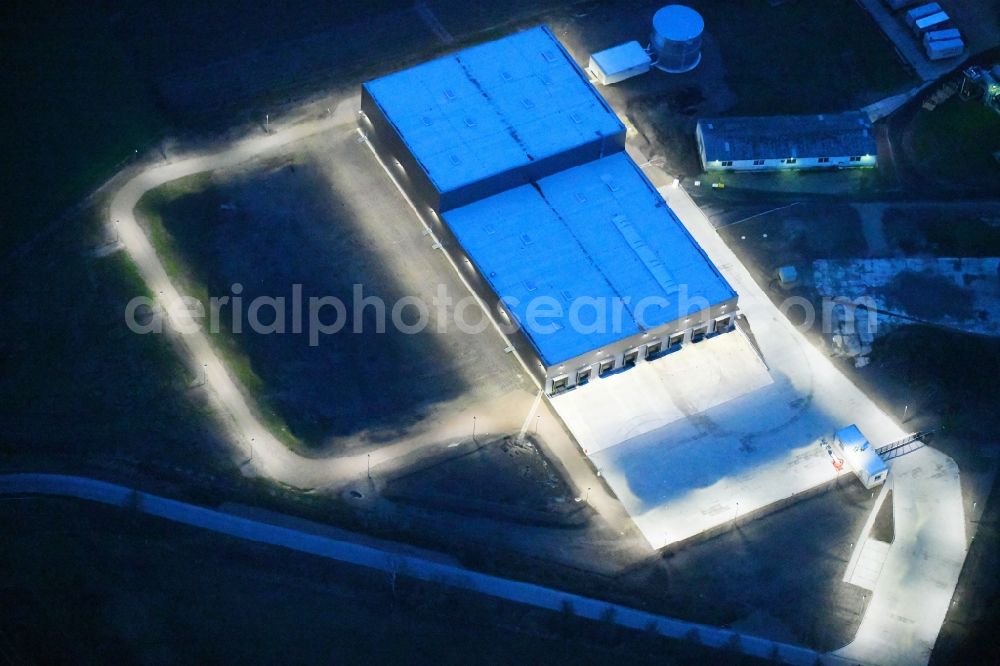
top-left (360, 26), bottom-right (738, 393)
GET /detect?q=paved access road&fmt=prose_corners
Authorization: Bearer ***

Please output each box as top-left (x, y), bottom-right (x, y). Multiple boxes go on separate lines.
top-left (661, 175), bottom-right (968, 666)
top-left (833, 447), bottom-right (965, 666)
top-left (1, 473), bottom-right (843, 666)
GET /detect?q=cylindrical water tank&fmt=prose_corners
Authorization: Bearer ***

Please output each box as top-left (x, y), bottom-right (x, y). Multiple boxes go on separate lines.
top-left (650, 5), bottom-right (704, 73)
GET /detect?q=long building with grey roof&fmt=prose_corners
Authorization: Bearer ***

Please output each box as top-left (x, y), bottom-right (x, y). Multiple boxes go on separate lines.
top-left (696, 112), bottom-right (878, 172)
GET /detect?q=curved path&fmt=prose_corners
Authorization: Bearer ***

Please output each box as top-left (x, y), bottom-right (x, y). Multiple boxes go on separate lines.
top-left (1, 473), bottom-right (840, 666)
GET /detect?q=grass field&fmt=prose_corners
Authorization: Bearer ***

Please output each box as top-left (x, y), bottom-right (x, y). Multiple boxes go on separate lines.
top-left (864, 325), bottom-right (1000, 441)
top-left (884, 207), bottom-right (1000, 257)
top-left (0, 4), bottom-right (198, 469)
top-left (911, 98), bottom-right (1000, 185)
top-left (0, 498), bottom-right (765, 665)
top-left (0, 208), bottom-right (224, 476)
top-left (695, 0), bottom-right (914, 115)
top-left (1, 4), bottom-right (165, 255)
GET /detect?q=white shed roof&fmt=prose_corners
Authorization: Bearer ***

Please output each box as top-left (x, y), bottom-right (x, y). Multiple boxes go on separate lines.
top-left (590, 41), bottom-right (651, 77)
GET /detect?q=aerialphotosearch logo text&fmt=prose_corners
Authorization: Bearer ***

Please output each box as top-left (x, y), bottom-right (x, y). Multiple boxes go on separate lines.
top-left (124, 282), bottom-right (877, 344)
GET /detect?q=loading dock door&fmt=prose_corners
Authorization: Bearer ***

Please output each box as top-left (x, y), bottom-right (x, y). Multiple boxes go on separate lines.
top-left (623, 348), bottom-right (640, 367)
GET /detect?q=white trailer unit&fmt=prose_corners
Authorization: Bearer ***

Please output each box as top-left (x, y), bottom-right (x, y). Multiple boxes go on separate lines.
top-left (913, 12), bottom-right (950, 35)
top-left (905, 3), bottom-right (941, 28)
top-left (588, 41), bottom-right (652, 85)
top-left (926, 38), bottom-right (964, 60)
top-left (833, 425), bottom-right (889, 490)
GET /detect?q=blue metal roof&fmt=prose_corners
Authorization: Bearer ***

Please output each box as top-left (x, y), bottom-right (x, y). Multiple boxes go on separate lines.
top-left (443, 153), bottom-right (737, 366)
top-left (363, 26), bottom-right (625, 195)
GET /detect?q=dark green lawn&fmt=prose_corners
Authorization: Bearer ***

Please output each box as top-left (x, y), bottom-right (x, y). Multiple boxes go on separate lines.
top-left (866, 325), bottom-right (1000, 440)
top-left (0, 498), bottom-right (763, 665)
top-left (1, 3), bottom-right (165, 255)
top-left (883, 207), bottom-right (1000, 257)
top-left (912, 98), bottom-right (1000, 183)
top-left (0, 209), bottom-right (223, 474)
top-left (697, 0), bottom-right (915, 115)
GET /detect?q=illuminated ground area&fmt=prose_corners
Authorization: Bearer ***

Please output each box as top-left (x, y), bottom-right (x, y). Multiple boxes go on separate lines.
top-left (552, 179), bottom-right (911, 550)
top-left (554, 330), bottom-right (848, 549)
top-left (553, 331), bottom-right (772, 457)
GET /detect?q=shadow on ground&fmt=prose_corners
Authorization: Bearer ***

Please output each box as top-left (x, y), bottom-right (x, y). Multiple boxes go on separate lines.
top-left (140, 157), bottom-right (474, 448)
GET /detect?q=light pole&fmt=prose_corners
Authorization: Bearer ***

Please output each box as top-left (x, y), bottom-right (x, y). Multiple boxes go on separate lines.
top-left (585, 486), bottom-right (591, 503)
top-left (535, 415), bottom-right (540, 435)
top-left (265, 114), bottom-right (269, 133)
top-left (367, 453), bottom-right (371, 480)
top-left (248, 437), bottom-right (255, 463)
top-left (114, 219), bottom-right (120, 244)
top-left (903, 404), bottom-right (909, 423)
top-left (472, 416), bottom-right (477, 442)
